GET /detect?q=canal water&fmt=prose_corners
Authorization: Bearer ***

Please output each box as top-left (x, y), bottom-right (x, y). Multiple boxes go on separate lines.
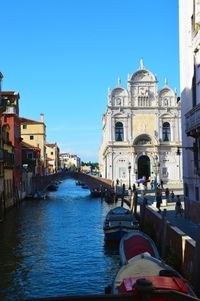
top-left (0, 178), bottom-right (121, 300)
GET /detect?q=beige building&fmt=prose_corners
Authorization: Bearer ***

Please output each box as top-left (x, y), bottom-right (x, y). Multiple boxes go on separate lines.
top-left (99, 60), bottom-right (182, 187)
top-left (46, 143), bottom-right (60, 174)
top-left (20, 113), bottom-right (47, 175)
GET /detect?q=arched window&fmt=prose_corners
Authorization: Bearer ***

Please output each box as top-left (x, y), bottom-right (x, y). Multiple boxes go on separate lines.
top-left (162, 122), bottom-right (171, 141)
top-left (115, 122), bottom-right (124, 141)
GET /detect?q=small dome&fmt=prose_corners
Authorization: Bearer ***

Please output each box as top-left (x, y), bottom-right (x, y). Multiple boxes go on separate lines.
top-left (159, 87), bottom-right (175, 98)
top-left (111, 87), bottom-right (128, 98)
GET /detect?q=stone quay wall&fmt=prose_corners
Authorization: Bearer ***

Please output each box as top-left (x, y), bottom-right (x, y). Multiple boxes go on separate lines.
top-left (142, 205), bottom-right (195, 278)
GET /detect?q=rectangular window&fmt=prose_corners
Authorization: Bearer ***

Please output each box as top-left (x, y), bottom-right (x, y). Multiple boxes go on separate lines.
top-left (162, 167), bottom-right (167, 176)
top-left (30, 135), bottom-right (34, 140)
top-left (119, 167), bottom-right (126, 179)
top-left (23, 124), bottom-right (27, 129)
top-left (195, 187), bottom-right (199, 201)
top-left (51, 152), bottom-right (53, 155)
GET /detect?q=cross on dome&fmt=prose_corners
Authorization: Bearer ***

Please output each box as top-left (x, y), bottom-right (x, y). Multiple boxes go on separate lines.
top-left (117, 77), bottom-right (121, 86)
top-left (139, 58), bottom-right (144, 69)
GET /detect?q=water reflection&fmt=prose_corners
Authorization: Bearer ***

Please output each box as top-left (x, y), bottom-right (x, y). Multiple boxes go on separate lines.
top-left (0, 179), bottom-right (120, 300)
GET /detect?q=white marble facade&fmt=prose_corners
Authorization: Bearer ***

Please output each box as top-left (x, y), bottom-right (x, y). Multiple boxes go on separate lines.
top-left (99, 60), bottom-right (183, 187)
top-left (179, 0), bottom-right (200, 211)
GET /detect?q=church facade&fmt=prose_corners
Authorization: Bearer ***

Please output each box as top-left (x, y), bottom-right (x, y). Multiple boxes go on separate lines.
top-left (99, 60), bottom-right (183, 187)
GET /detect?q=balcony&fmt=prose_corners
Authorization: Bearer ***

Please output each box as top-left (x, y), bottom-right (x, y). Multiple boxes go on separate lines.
top-left (185, 103), bottom-right (200, 137)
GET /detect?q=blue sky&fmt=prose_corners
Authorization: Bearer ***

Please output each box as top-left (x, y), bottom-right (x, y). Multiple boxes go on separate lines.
top-left (0, 0), bottom-right (179, 162)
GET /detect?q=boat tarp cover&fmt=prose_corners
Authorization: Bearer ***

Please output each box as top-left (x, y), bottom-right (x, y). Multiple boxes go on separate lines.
top-left (118, 276), bottom-right (189, 294)
top-left (124, 235), bottom-right (157, 260)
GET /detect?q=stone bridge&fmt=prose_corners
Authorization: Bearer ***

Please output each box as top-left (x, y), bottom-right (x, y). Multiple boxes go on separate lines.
top-left (32, 171), bottom-right (114, 196)
top-left (71, 172), bottom-right (114, 193)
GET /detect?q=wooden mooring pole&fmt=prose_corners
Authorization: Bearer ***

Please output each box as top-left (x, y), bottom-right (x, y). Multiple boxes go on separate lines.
top-left (160, 209), bottom-right (167, 259)
top-left (192, 224), bottom-right (200, 296)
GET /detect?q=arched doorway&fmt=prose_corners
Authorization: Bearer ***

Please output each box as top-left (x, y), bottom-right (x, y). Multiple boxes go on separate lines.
top-left (137, 155), bottom-right (150, 179)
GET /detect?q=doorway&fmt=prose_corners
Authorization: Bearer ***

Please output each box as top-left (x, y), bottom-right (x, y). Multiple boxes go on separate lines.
top-left (137, 155), bottom-right (150, 179)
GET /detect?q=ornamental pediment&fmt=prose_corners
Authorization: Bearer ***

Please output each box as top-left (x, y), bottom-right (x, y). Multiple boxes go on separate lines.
top-left (113, 111), bottom-right (127, 118)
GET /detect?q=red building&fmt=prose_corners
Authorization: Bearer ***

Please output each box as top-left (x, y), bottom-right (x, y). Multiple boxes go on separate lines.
top-left (0, 91), bottom-right (22, 201)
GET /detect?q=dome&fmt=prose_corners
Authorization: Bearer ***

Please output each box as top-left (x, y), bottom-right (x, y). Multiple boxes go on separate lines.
top-left (159, 86), bottom-right (175, 98)
top-left (111, 87), bottom-right (128, 98)
top-left (129, 69), bottom-right (157, 83)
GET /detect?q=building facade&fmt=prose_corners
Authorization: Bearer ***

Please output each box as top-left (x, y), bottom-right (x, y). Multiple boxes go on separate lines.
top-left (99, 60), bottom-right (182, 187)
top-left (20, 114), bottom-right (47, 175)
top-left (179, 0), bottom-right (200, 222)
top-left (46, 143), bottom-right (60, 174)
top-left (59, 152), bottom-right (80, 170)
top-left (21, 141), bottom-right (41, 175)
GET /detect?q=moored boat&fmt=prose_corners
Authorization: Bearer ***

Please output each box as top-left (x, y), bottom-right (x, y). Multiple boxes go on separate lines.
top-left (90, 188), bottom-right (102, 197)
top-left (75, 180), bottom-right (82, 185)
top-left (112, 253), bottom-right (196, 298)
top-left (120, 230), bottom-right (160, 265)
top-left (33, 191), bottom-right (47, 200)
top-left (47, 182), bottom-right (58, 191)
top-left (81, 183), bottom-right (89, 189)
top-left (103, 207), bottom-right (139, 242)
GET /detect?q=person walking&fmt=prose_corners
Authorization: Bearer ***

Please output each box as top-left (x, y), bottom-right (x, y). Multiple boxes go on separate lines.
top-left (165, 187), bottom-right (170, 206)
top-left (175, 195), bottom-right (183, 217)
top-left (170, 190), bottom-right (175, 202)
top-left (128, 187), bottom-right (132, 204)
top-left (160, 179), bottom-right (164, 189)
top-left (156, 188), bottom-right (162, 212)
top-left (132, 184), bottom-right (136, 192)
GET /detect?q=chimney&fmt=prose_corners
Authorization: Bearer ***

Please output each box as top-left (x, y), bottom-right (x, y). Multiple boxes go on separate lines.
top-left (40, 113), bottom-right (44, 123)
top-left (0, 72), bottom-right (3, 91)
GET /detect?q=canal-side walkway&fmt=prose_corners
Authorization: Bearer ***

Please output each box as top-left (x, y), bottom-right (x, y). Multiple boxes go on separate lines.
top-left (136, 183), bottom-right (198, 241)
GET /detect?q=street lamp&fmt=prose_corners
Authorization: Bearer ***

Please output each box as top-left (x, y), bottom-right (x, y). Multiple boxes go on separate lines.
top-left (128, 162), bottom-right (131, 189)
